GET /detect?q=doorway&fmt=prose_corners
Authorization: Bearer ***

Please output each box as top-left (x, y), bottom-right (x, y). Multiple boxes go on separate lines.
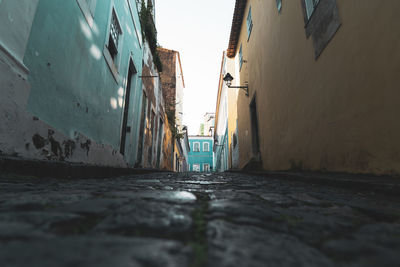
top-left (136, 92), bottom-right (147, 167)
top-left (249, 96), bottom-right (260, 157)
top-left (156, 117), bottom-right (164, 168)
top-left (120, 60), bottom-right (137, 155)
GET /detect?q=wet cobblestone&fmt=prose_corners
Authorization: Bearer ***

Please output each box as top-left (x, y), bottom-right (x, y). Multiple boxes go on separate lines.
top-left (0, 171), bottom-right (399, 267)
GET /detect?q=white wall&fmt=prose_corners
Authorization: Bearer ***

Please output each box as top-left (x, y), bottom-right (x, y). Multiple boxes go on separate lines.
top-left (175, 53), bottom-right (184, 131)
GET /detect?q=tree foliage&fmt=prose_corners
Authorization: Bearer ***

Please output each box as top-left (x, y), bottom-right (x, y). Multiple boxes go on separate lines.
top-left (139, 0), bottom-right (163, 72)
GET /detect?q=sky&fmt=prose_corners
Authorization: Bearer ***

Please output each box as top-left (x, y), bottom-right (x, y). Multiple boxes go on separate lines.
top-left (156, 0), bottom-right (235, 135)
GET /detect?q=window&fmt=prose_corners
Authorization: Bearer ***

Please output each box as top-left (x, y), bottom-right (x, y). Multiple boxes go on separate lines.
top-left (246, 6), bottom-right (253, 40)
top-left (108, 9), bottom-right (122, 62)
top-left (85, 0), bottom-right (97, 16)
top-left (301, 0), bottom-right (341, 59)
top-left (203, 142), bottom-right (209, 152)
top-left (239, 44), bottom-right (243, 71)
top-left (305, 0), bottom-right (320, 19)
top-left (77, 0), bottom-right (97, 26)
top-left (104, 8), bottom-right (123, 82)
top-left (276, 0), bottom-right (282, 13)
top-left (193, 164), bottom-right (200, 172)
top-left (203, 164), bottom-right (210, 172)
top-left (193, 142), bottom-right (200, 152)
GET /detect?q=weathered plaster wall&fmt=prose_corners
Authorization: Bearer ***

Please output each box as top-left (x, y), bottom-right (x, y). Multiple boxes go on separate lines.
top-left (158, 48), bottom-right (177, 118)
top-left (1, 0), bottom-right (143, 167)
top-left (0, 47), bottom-right (126, 166)
top-left (139, 40), bottom-right (174, 170)
top-left (160, 119), bottom-right (174, 171)
top-left (0, 0), bottom-right (39, 66)
top-left (22, 0), bottom-right (143, 166)
top-left (235, 0), bottom-right (400, 175)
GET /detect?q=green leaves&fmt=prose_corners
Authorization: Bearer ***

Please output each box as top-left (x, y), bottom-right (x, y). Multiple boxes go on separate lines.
top-left (139, 0), bottom-right (163, 72)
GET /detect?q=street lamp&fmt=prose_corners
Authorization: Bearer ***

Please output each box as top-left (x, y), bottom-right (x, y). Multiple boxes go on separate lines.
top-left (223, 73), bottom-right (249, 96)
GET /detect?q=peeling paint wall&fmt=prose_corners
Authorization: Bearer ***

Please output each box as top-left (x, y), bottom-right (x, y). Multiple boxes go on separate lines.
top-left (138, 40), bottom-right (174, 170)
top-left (1, 0), bottom-right (143, 167)
top-left (160, 118), bottom-right (174, 171)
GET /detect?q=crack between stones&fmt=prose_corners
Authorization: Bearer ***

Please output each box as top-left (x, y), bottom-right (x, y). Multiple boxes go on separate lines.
top-left (189, 192), bottom-right (210, 267)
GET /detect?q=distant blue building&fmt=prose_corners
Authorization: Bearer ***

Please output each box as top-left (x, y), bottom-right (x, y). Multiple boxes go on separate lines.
top-left (188, 136), bottom-right (214, 172)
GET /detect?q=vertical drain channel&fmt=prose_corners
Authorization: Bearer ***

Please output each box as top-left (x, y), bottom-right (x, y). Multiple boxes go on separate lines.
top-left (190, 192), bottom-right (209, 267)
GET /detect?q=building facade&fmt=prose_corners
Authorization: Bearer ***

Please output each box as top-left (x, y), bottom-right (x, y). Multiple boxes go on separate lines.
top-left (1, 0), bottom-right (146, 166)
top-left (0, 0), bottom-right (181, 171)
top-left (180, 127), bottom-right (190, 172)
top-left (158, 47), bottom-right (188, 171)
top-left (188, 136), bottom-right (214, 172)
top-left (226, 0), bottom-right (400, 175)
top-left (213, 52), bottom-right (239, 172)
top-left (157, 47), bottom-right (185, 132)
top-left (136, 37), bottom-right (173, 170)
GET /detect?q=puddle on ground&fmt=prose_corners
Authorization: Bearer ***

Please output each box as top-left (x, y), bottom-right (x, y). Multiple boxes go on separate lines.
top-left (177, 181), bottom-right (227, 185)
top-left (134, 179), bottom-right (161, 183)
top-left (133, 190), bottom-right (197, 203)
top-left (172, 191), bottom-right (197, 201)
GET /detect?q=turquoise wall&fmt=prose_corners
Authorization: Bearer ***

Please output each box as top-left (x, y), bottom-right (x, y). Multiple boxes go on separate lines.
top-left (188, 138), bottom-right (214, 172)
top-left (24, 0), bottom-right (143, 165)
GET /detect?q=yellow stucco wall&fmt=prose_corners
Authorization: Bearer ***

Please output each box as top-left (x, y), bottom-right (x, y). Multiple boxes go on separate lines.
top-left (226, 58), bottom-right (239, 169)
top-left (235, 0), bottom-right (400, 175)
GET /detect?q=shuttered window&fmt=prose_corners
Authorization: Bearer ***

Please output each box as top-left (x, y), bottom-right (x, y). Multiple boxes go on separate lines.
top-left (108, 9), bottom-right (122, 61)
top-left (246, 6), bottom-right (253, 40)
top-left (276, 0), bottom-right (282, 13)
top-left (239, 44), bottom-right (243, 71)
top-left (305, 0), bottom-right (320, 19)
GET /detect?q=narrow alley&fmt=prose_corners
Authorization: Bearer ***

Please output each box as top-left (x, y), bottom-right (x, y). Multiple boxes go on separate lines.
top-left (0, 171), bottom-right (399, 267)
top-left (1, 1), bottom-right (400, 266)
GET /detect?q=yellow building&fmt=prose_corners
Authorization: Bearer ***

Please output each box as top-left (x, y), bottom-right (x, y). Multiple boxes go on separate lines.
top-left (227, 0), bottom-right (400, 175)
top-left (214, 52), bottom-right (239, 171)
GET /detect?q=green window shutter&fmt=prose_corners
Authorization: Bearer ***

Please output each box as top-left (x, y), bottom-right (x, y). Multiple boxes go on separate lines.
top-left (246, 6), bottom-right (253, 39)
top-left (276, 0), bottom-right (282, 13)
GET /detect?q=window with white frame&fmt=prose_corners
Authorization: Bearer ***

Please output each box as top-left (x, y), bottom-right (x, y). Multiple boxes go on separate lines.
top-left (203, 142), bottom-right (209, 152)
top-left (193, 142), bottom-right (200, 152)
top-left (203, 164), bottom-right (210, 172)
top-left (239, 43), bottom-right (243, 71)
top-left (108, 9), bottom-right (122, 62)
top-left (193, 164), bottom-right (200, 172)
top-left (246, 6), bottom-right (253, 40)
top-left (304, 0), bottom-right (320, 19)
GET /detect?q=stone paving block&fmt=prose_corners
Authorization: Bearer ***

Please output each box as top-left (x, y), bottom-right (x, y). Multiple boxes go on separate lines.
top-left (0, 171), bottom-right (399, 266)
top-left (207, 220), bottom-right (334, 267)
top-left (0, 236), bottom-right (191, 267)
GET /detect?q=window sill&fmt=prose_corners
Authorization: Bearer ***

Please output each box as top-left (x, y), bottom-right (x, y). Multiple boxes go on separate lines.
top-left (0, 41), bottom-right (30, 78)
top-left (76, 0), bottom-right (95, 28)
top-left (103, 46), bottom-right (119, 84)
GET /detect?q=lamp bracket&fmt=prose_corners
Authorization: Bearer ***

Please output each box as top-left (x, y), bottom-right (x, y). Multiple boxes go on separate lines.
top-left (228, 82), bottom-right (249, 96)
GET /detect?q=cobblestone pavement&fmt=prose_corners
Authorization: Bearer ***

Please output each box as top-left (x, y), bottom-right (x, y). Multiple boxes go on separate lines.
top-left (0, 171), bottom-right (399, 267)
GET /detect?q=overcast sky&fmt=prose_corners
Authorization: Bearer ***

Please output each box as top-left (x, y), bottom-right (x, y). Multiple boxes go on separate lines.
top-left (156, 0), bottom-right (235, 135)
